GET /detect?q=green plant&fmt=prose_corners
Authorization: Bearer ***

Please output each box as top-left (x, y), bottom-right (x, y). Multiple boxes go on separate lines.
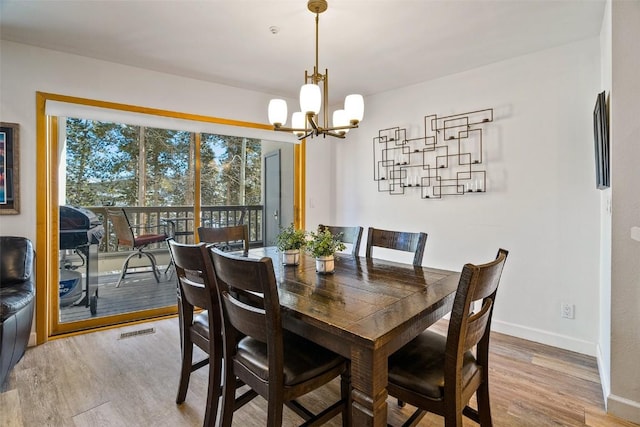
top-left (275, 223), bottom-right (307, 251)
top-left (306, 229), bottom-right (346, 258)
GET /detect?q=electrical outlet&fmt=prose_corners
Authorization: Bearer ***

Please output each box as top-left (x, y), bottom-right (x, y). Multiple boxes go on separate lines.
top-left (561, 303), bottom-right (575, 319)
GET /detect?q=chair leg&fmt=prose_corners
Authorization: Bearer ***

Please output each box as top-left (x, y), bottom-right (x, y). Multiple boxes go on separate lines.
top-left (116, 249), bottom-right (161, 287)
top-left (266, 399), bottom-right (284, 427)
top-left (476, 381), bottom-right (493, 427)
top-left (266, 383), bottom-right (284, 427)
top-left (116, 251), bottom-right (139, 287)
top-left (441, 394), bottom-right (464, 427)
top-left (164, 258), bottom-right (175, 277)
top-left (176, 299), bottom-right (192, 404)
top-left (176, 335), bottom-right (193, 404)
top-left (203, 344), bottom-right (223, 427)
top-left (340, 367), bottom-right (352, 427)
top-left (220, 363), bottom-right (238, 427)
top-left (143, 251), bottom-right (161, 282)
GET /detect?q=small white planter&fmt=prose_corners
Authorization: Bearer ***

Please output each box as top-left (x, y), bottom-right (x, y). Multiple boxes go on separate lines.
top-left (282, 249), bottom-right (300, 266)
top-left (315, 255), bottom-right (335, 274)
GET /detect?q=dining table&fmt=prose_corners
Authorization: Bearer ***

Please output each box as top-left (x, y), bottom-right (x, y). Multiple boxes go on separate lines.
top-left (244, 247), bottom-right (460, 427)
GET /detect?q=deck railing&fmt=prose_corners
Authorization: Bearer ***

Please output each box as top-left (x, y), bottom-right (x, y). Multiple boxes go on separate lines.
top-left (86, 205), bottom-right (263, 253)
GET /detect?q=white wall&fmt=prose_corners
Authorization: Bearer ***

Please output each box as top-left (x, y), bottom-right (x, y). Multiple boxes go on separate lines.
top-left (609, 0), bottom-right (640, 422)
top-left (322, 38), bottom-right (604, 356)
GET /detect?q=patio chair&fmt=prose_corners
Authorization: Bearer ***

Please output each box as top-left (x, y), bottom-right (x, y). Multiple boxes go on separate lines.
top-left (106, 207), bottom-right (169, 287)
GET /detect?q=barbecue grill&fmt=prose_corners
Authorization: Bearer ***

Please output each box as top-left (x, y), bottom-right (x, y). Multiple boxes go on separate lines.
top-left (59, 205), bottom-right (104, 315)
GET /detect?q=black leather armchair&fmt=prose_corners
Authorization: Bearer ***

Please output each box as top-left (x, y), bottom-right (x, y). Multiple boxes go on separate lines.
top-left (0, 236), bottom-right (35, 387)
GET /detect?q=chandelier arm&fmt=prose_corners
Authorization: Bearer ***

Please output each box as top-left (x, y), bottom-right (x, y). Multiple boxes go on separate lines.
top-left (273, 125), bottom-right (304, 132)
top-left (328, 124), bottom-right (359, 131)
top-left (307, 113), bottom-right (320, 132)
top-left (322, 131), bottom-right (347, 139)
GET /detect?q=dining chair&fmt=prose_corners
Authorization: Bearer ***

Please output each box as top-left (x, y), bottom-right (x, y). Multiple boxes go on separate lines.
top-left (168, 240), bottom-right (252, 427)
top-left (209, 248), bottom-right (351, 427)
top-left (197, 224), bottom-right (249, 255)
top-left (387, 249), bottom-right (509, 427)
top-left (365, 227), bottom-right (428, 266)
top-left (318, 224), bottom-right (363, 256)
top-left (106, 207), bottom-right (169, 287)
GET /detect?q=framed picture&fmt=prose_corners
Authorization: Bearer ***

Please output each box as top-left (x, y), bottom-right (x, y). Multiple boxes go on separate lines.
top-left (0, 122), bottom-right (20, 214)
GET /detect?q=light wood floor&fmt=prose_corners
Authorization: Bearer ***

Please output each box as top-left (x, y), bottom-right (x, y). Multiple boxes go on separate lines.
top-left (1, 318), bottom-right (637, 427)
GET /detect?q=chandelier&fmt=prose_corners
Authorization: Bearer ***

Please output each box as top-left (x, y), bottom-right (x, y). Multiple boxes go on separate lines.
top-left (267, 0), bottom-right (364, 140)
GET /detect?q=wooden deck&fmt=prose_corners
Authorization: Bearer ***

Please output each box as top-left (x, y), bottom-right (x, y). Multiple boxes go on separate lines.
top-left (59, 266), bottom-right (178, 323)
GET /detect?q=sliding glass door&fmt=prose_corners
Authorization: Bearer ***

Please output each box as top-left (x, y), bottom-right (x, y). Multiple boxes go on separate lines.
top-left (36, 92), bottom-right (303, 339)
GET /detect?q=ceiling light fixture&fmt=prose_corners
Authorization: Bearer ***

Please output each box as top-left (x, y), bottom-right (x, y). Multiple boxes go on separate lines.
top-left (267, 0), bottom-right (364, 140)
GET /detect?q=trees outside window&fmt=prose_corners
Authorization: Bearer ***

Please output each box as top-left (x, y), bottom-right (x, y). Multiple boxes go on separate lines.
top-left (63, 118), bottom-right (261, 208)
top-left (201, 133), bottom-right (261, 207)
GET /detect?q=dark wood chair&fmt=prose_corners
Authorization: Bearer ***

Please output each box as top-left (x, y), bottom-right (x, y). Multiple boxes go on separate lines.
top-left (106, 207), bottom-right (169, 287)
top-left (365, 227), bottom-right (428, 266)
top-left (209, 248), bottom-right (351, 427)
top-left (168, 240), bottom-right (251, 427)
top-left (197, 225), bottom-right (249, 256)
top-left (318, 224), bottom-right (363, 256)
top-left (387, 249), bottom-right (509, 427)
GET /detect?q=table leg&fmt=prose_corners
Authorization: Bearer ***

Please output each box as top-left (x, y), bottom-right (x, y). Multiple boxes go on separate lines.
top-left (350, 347), bottom-right (388, 427)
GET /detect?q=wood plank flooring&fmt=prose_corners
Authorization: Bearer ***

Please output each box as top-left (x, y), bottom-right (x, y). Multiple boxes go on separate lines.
top-left (1, 318), bottom-right (637, 427)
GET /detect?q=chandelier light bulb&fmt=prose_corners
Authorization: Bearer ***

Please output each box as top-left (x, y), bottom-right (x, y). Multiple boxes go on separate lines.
top-left (291, 112), bottom-right (306, 137)
top-left (332, 109), bottom-right (349, 134)
top-left (268, 99), bottom-right (288, 126)
top-left (300, 84), bottom-right (322, 115)
top-left (344, 94), bottom-right (364, 124)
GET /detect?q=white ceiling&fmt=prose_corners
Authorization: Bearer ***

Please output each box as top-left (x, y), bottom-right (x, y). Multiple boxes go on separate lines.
top-left (0, 0), bottom-right (606, 103)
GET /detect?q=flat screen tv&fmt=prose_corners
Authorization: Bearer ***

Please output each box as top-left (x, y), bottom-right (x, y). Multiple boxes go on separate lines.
top-left (593, 91), bottom-right (610, 189)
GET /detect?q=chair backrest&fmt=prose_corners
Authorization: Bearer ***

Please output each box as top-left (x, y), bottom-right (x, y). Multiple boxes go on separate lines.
top-left (209, 249), bottom-right (284, 379)
top-left (168, 240), bottom-right (222, 330)
top-left (197, 225), bottom-right (249, 255)
top-left (106, 207), bottom-right (135, 248)
top-left (318, 224), bottom-right (363, 256)
top-left (445, 249), bottom-right (508, 384)
top-left (365, 227), bottom-right (428, 266)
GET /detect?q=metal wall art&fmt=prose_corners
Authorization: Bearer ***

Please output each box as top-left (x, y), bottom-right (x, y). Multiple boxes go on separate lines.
top-left (373, 108), bottom-right (493, 199)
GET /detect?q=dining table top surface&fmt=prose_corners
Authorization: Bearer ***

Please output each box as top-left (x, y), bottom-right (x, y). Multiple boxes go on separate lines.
top-left (243, 246), bottom-right (460, 351)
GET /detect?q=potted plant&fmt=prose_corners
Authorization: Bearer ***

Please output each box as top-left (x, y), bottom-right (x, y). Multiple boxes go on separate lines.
top-left (306, 229), bottom-right (346, 274)
top-left (275, 223), bottom-right (307, 265)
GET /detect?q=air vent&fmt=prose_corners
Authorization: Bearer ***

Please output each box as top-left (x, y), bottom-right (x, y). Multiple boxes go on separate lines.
top-left (119, 327), bottom-right (155, 339)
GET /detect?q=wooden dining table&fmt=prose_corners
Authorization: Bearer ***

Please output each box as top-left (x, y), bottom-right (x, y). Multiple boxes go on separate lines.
top-left (245, 247), bottom-right (460, 427)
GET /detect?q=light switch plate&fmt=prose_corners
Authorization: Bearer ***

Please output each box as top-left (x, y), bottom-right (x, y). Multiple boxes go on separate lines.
top-left (631, 227), bottom-right (640, 242)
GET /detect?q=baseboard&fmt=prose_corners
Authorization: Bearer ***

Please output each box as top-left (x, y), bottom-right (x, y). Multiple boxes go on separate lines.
top-left (608, 394), bottom-right (640, 424)
top-left (596, 343), bottom-right (610, 410)
top-left (491, 319), bottom-right (597, 356)
top-left (28, 332), bottom-right (37, 347)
